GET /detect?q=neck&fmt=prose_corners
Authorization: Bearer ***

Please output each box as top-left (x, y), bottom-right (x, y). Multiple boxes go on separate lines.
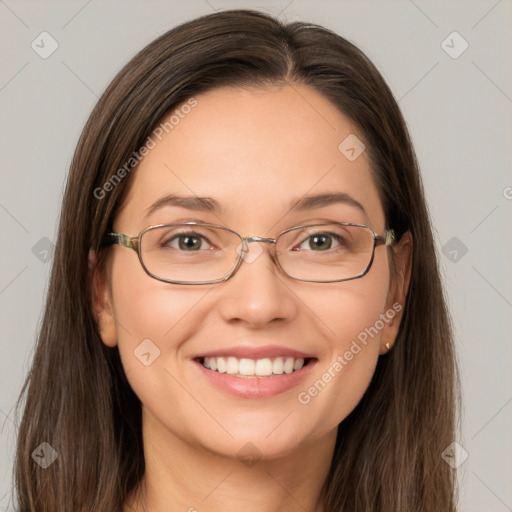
top-left (124, 407), bottom-right (336, 512)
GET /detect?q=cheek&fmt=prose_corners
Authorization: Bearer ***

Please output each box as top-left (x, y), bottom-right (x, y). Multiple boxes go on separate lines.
top-left (296, 256), bottom-right (391, 430)
top-left (318, 254), bottom-right (391, 351)
top-left (109, 270), bottom-right (218, 444)
top-left (108, 254), bottom-right (204, 384)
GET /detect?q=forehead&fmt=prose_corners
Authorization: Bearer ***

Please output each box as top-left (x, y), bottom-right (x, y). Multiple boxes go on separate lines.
top-left (116, 84), bottom-right (385, 232)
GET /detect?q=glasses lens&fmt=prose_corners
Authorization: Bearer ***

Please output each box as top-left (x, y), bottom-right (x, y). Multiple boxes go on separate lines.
top-left (138, 223), bottom-right (376, 284)
top-left (140, 224), bottom-right (242, 283)
top-left (276, 224), bottom-right (375, 282)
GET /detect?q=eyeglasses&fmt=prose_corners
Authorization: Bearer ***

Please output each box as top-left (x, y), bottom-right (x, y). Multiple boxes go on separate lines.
top-left (104, 221), bottom-right (395, 285)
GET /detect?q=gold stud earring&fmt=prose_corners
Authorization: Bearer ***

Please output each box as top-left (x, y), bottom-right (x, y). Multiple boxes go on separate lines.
top-left (385, 342), bottom-right (391, 351)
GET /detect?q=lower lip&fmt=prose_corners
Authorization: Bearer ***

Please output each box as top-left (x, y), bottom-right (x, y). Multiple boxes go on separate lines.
top-left (194, 359), bottom-right (317, 398)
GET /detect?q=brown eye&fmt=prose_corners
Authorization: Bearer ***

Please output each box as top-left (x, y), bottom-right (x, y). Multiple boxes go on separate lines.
top-left (165, 232), bottom-right (208, 251)
top-left (297, 233), bottom-right (345, 251)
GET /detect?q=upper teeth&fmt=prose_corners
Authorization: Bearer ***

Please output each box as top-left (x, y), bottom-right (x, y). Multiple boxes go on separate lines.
top-left (203, 356), bottom-right (305, 376)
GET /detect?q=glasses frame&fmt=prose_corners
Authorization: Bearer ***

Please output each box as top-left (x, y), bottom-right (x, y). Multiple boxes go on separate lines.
top-left (103, 221), bottom-right (396, 285)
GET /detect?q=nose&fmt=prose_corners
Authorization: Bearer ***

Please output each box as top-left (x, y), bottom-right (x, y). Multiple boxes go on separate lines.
top-left (216, 240), bottom-right (298, 329)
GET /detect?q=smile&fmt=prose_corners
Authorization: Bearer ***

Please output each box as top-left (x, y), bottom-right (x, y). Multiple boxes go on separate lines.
top-left (200, 356), bottom-right (309, 377)
top-left (193, 345), bottom-right (317, 398)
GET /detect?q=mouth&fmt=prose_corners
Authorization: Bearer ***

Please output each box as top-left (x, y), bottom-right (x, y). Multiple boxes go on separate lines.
top-left (196, 355), bottom-right (315, 378)
top-left (192, 345), bottom-right (318, 398)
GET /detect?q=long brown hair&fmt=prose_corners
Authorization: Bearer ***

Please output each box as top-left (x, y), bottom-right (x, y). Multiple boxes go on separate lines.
top-left (14, 9), bottom-right (459, 511)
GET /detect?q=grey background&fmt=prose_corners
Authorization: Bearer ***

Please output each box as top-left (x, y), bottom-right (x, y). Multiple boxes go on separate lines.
top-left (1, 0), bottom-right (511, 510)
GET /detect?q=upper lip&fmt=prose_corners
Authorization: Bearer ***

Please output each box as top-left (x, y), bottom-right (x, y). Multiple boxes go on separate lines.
top-left (194, 344), bottom-right (315, 360)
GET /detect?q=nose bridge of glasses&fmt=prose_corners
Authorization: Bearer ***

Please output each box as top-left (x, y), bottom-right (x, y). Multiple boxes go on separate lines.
top-left (237, 236), bottom-right (279, 267)
top-left (240, 236), bottom-right (277, 257)
top-left (243, 236), bottom-right (276, 245)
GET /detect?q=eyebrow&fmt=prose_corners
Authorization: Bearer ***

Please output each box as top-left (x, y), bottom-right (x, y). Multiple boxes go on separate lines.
top-left (289, 192), bottom-right (366, 216)
top-left (144, 192), bottom-right (367, 219)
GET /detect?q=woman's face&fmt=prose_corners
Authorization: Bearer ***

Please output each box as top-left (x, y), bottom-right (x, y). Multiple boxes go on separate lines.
top-left (95, 84), bottom-right (407, 460)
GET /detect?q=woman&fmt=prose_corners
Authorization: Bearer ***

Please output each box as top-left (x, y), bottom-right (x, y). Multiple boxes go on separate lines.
top-left (14, 9), bottom-right (459, 511)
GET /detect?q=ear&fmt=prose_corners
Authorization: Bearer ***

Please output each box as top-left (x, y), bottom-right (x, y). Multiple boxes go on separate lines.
top-left (379, 231), bottom-right (413, 354)
top-left (89, 249), bottom-right (118, 347)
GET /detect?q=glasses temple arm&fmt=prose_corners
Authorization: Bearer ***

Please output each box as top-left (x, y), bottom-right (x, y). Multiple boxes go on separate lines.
top-left (103, 233), bottom-right (140, 251)
top-left (375, 229), bottom-right (396, 247)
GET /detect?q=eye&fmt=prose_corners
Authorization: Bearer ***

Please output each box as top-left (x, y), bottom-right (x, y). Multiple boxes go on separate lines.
top-left (164, 232), bottom-right (212, 251)
top-left (296, 232), bottom-right (346, 251)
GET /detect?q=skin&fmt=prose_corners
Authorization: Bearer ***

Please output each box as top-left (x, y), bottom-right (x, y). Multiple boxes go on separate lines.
top-left (92, 83), bottom-right (412, 512)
